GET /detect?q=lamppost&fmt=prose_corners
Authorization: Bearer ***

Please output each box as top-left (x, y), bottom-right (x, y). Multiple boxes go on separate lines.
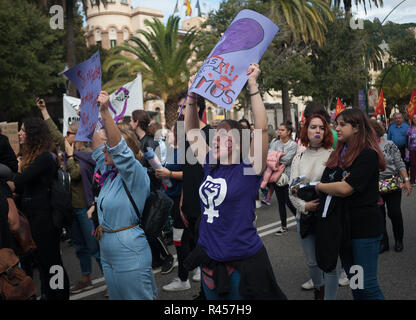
top-left (364, 0), bottom-right (407, 115)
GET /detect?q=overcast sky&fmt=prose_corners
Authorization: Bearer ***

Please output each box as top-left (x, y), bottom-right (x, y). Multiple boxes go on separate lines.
top-left (131, 0), bottom-right (415, 25)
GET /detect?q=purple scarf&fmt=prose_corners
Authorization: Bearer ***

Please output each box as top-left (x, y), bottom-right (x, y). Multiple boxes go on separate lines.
top-left (340, 145), bottom-right (348, 168)
top-left (98, 166), bottom-right (118, 186)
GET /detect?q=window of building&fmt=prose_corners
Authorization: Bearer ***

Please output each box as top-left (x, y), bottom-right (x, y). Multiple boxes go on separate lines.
top-left (95, 29), bottom-right (102, 42)
top-left (120, 0), bottom-right (128, 4)
top-left (110, 39), bottom-right (117, 48)
top-left (96, 40), bottom-right (102, 47)
top-left (123, 29), bottom-right (129, 41)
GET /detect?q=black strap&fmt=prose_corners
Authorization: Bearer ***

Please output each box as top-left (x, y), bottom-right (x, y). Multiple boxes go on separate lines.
top-left (121, 180), bottom-right (142, 227)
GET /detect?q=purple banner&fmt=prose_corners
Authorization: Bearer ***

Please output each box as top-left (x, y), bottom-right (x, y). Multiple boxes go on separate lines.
top-left (64, 51), bottom-right (101, 141)
top-left (189, 10), bottom-right (278, 110)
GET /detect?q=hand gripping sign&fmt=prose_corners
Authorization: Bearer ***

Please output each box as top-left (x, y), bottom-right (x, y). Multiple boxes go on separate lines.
top-left (64, 51), bottom-right (102, 142)
top-left (189, 10), bottom-right (279, 110)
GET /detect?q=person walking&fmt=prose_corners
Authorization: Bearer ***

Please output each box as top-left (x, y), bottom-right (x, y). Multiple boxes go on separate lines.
top-left (92, 91), bottom-right (157, 300)
top-left (407, 114), bottom-right (416, 185)
top-left (270, 123), bottom-right (297, 235)
top-left (183, 64), bottom-right (287, 300)
top-left (8, 118), bottom-right (70, 300)
top-left (289, 114), bottom-right (338, 300)
top-left (387, 112), bottom-right (409, 168)
top-left (130, 110), bottom-right (174, 273)
top-left (37, 98), bottom-right (100, 294)
top-left (315, 108), bottom-right (386, 300)
top-left (370, 119), bottom-right (412, 253)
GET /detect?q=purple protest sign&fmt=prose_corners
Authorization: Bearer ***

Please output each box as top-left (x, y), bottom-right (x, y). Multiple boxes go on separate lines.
top-left (189, 10), bottom-right (278, 110)
top-left (64, 51), bottom-right (101, 141)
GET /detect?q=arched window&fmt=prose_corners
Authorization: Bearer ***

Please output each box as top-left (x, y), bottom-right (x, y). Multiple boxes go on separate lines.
top-left (123, 28), bottom-right (129, 41)
top-left (95, 29), bottom-right (101, 42)
top-left (109, 27), bottom-right (117, 48)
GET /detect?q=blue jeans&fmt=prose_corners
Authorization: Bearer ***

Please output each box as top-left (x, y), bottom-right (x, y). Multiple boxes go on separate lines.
top-left (71, 208), bottom-right (101, 275)
top-left (341, 235), bottom-right (384, 300)
top-left (296, 219), bottom-right (339, 300)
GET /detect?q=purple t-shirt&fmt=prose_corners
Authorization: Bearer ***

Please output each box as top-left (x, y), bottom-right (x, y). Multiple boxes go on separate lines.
top-left (407, 127), bottom-right (416, 151)
top-left (198, 158), bottom-right (263, 262)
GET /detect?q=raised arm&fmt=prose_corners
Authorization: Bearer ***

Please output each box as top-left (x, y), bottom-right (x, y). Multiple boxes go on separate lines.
top-left (185, 76), bottom-right (209, 165)
top-left (248, 63), bottom-right (268, 175)
top-left (37, 98), bottom-right (66, 150)
top-left (97, 91), bottom-right (121, 148)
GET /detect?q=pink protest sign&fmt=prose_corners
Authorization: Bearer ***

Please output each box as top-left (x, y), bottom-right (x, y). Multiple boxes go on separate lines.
top-left (64, 51), bottom-right (101, 141)
top-left (189, 10), bottom-right (278, 110)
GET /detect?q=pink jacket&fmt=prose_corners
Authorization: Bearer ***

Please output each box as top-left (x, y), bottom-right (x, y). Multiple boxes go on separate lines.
top-left (261, 150), bottom-right (286, 189)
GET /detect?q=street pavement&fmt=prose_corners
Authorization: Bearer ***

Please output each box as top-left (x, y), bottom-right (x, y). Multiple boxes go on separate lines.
top-left (33, 189), bottom-right (416, 300)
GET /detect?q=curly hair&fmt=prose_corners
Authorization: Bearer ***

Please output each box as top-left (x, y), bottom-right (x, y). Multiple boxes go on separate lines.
top-left (21, 118), bottom-right (55, 170)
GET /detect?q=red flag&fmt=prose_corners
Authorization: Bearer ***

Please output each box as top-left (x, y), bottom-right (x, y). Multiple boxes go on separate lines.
top-left (335, 98), bottom-right (346, 116)
top-left (300, 110), bottom-right (305, 121)
top-left (374, 88), bottom-right (385, 116)
top-left (407, 88), bottom-right (416, 119)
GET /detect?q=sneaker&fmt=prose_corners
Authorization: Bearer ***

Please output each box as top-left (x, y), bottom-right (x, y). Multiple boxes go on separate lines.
top-left (161, 255), bottom-right (174, 274)
top-left (70, 280), bottom-right (94, 294)
top-left (261, 198), bottom-right (271, 205)
top-left (301, 279), bottom-right (314, 290)
top-left (256, 200), bottom-right (262, 209)
top-left (192, 267), bottom-right (201, 282)
top-left (274, 226), bottom-right (287, 235)
top-left (162, 277), bottom-right (191, 292)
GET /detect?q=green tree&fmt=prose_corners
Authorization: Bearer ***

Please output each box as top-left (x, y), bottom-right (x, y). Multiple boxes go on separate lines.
top-left (103, 15), bottom-right (198, 127)
top-left (0, 0), bottom-right (64, 121)
top-left (329, 0), bottom-right (383, 17)
top-left (376, 64), bottom-right (416, 116)
top-left (306, 10), bottom-right (368, 109)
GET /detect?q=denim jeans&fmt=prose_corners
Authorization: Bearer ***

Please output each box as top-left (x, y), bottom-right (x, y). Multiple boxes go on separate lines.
top-left (296, 219), bottom-right (339, 300)
top-left (341, 235), bottom-right (385, 300)
top-left (71, 208), bottom-right (101, 275)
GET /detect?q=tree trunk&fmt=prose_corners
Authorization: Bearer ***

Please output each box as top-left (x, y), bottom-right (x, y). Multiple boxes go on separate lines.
top-left (282, 84), bottom-right (291, 124)
top-left (65, 0), bottom-right (77, 97)
top-left (165, 98), bottom-right (180, 129)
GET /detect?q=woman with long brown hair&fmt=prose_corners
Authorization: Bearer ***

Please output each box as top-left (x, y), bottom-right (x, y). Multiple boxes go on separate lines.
top-left (315, 108), bottom-right (386, 300)
top-left (7, 117), bottom-right (70, 300)
top-left (37, 99), bottom-right (100, 294)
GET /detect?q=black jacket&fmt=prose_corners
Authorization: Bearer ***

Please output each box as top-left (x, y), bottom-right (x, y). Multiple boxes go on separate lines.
top-left (0, 133), bottom-right (18, 173)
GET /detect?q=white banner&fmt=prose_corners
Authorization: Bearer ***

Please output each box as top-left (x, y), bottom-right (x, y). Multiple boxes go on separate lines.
top-left (62, 75), bottom-right (143, 134)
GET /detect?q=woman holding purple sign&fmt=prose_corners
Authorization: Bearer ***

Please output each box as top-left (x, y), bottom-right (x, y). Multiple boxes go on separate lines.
top-left (183, 64), bottom-right (287, 300)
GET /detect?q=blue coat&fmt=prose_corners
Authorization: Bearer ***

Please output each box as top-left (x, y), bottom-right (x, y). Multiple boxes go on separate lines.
top-left (92, 138), bottom-right (157, 300)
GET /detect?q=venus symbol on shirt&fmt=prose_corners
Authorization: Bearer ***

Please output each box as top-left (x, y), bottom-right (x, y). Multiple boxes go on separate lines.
top-left (199, 176), bottom-right (227, 223)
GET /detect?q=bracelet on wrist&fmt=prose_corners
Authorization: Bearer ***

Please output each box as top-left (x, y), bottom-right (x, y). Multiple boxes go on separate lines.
top-left (248, 90), bottom-right (260, 97)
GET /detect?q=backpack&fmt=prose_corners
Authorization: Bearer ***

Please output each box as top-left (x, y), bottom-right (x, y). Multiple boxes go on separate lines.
top-left (0, 248), bottom-right (36, 300)
top-left (122, 181), bottom-right (173, 240)
top-left (50, 168), bottom-right (72, 230)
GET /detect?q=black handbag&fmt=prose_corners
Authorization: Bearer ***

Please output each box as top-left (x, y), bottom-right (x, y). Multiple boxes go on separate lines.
top-left (121, 181), bottom-right (173, 240)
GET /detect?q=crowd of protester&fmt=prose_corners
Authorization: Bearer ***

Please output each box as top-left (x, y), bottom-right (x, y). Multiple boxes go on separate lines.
top-left (1, 64), bottom-right (415, 300)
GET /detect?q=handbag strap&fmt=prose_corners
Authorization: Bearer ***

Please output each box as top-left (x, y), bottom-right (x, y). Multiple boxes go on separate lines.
top-left (121, 180), bottom-right (142, 227)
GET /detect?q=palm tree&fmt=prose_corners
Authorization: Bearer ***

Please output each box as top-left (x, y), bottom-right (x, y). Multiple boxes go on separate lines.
top-left (266, 0), bottom-right (334, 122)
top-left (376, 64), bottom-right (416, 116)
top-left (329, 0), bottom-right (383, 17)
top-left (103, 15), bottom-right (198, 127)
top-left (34, 0), bottom-right (108, 96)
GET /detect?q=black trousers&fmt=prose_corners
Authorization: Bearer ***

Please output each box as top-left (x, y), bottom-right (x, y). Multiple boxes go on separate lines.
top-left (380, 190), bottom-right (404, 244)
top-left (170, 195), bottom-right (197, 281)
top-left (23, 211), bottom-right (70, 300)
top-left (275, 185), bottom-right (297, 228)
